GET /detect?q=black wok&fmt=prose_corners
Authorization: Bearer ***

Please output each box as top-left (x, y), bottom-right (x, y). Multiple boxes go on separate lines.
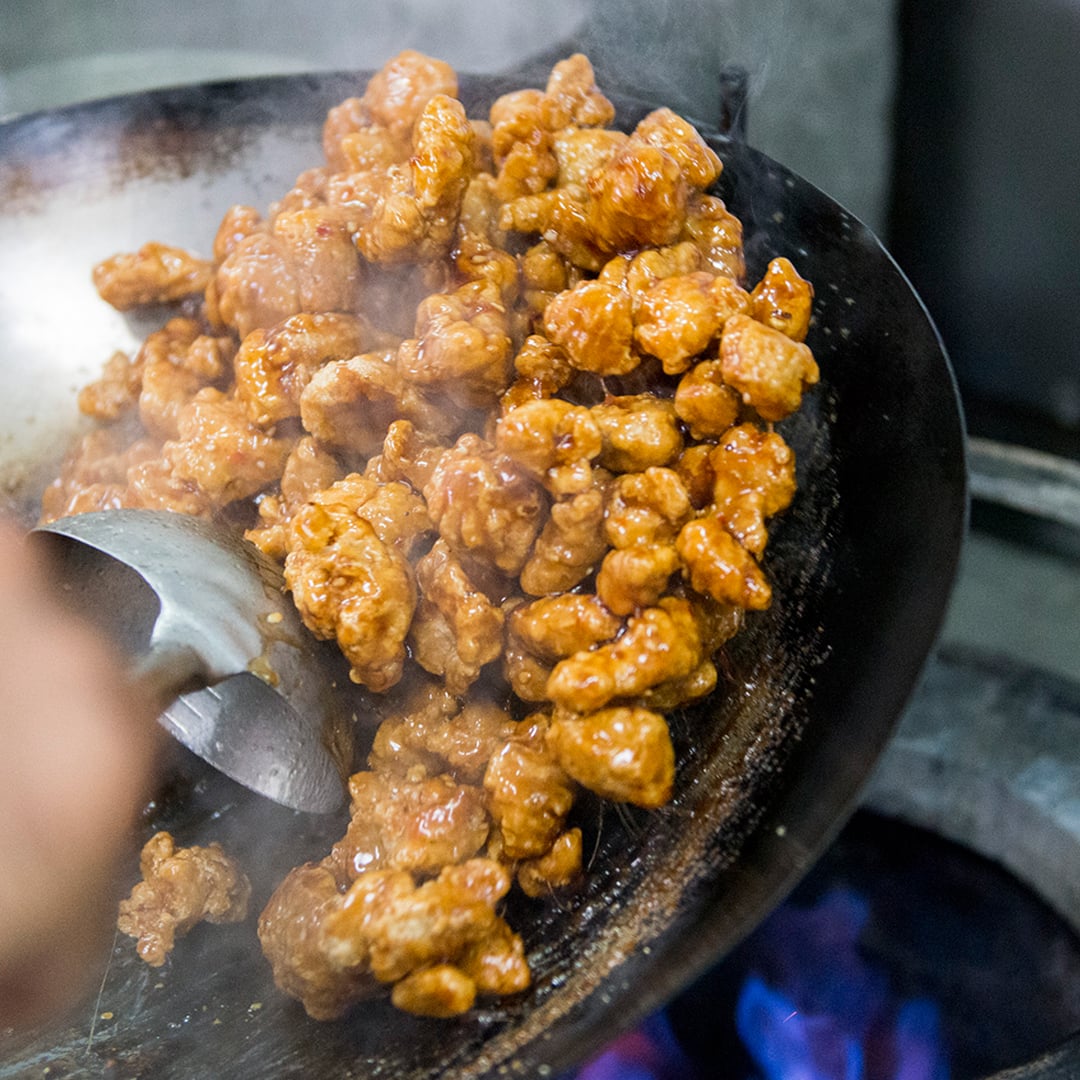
top-left (0, 71), bottom-right (967, 1078)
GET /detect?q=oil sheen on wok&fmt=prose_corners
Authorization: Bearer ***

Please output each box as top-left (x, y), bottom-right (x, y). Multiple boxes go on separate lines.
top-left (40, 49), bottom-right (819, 1021)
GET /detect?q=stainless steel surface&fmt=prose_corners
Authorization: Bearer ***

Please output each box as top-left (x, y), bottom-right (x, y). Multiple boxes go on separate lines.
top-left (967, 437), bottom-right (1080, 531)
top-left (36, 510), bottom-right (350, 814)
top-left (866, 437), bottom-right (1080, 932)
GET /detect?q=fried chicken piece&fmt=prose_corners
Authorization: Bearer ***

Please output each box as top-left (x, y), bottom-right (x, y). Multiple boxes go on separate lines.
top-left (519, 486), bottom-right (609, 595)
top-left (212, 208), bottom-right (361, 339)
top-left (328, 770), bottom-right (490, 881)
top-left (234, 312), bottom-right (371, 427)
top-left (545, 53), bottom-right (616, 128)
top-left (590, 395), bottom-right (684, 473)
top-left (136, 320), bottom-right (233, 440)
top-left (603, 467), bottom-right (694, 550)
top-left (370, 685), bottom-right (517, 784)
top-left (123, 455), bottom-right (212, 517)
top-left (632, 107), bottom-right (722, 190)
top-left (600, 241), bottom-right (703, 305)
top-left (38, 427), bottom-right (152, 520)
top-left (163, 388), bottom-right (293, 505)
top-left (212, 203), bottom-right (265, 263)
top-left (319, 859), bottom-right (528, 1015)
top-left (500, 332), bottom-right (575, 411)
top-left (483, 719), bottom-right (576, 860)
top-left (682, 194), bottom-right (746, 281)
top-left (396, 278), bottom-right (513, 408)
top-left (596, 543), bottom-right (681, 615)
top-left (546, 596), bottom-right (703, 713)
top-left (117, 831), bottom-right (250, 968)
top-left (543, 280), bottom-right (637, 376)
top-left (508, 593), bottom-right (623, 663)
top-left (548, 706), bottom-right (675, 808)
top-left (518, 242), bottom-right (575, 328)
top-left (361, 50), bottom-right (459, 143)
top-left (410, 539), bottom-right (505, 694)
top-left (364, 419), bottom-right (448, 491)
top-left (271, 208), bottom-right (363, 313)
top-left (285, 481), bottom-right (417, 691)
top-left (489, 55), bottom-right (613, 203)
top-left (673, 359), bottom-right (742, 440)
top-left (212, 232), bottom-right (300, 339)
top-left (258, 862), bottom-right (379, 1021)
top-left (750, 256), bottom-right (814, 342)
top-left (517, 828), bottom-right (583, 898)
top-left (424, 433), bottom-right (546, 576)
top-left (454, 176), bottom-right (517, 294)
top-left (676, 515), bottom-right (772, 610)
top-left (246, 436), bottom-right (343, 559)
top-left (553, 128), bottom-right (628, 187)
top-left (353, 94), bottom-right (476, 265)
top-left (495, 398), bottom-right (602, 495)
top-left (78, 318), bottom-right (230, 437)
top-left (499, 184), bottom-right (608, 272)
top-left (634, 272), bottom-right (750, 375)
top-left (76, 351), bottom-right (141, 422)
top-left (675, 443), bottom-right (719, 510)
top-left (298, 349), bottom-right (405, 457)
top-left (489, 88), bottom-right (560, 202)
top-left (720, 313), bottom-right (820, 421)
top-left (587, 142), bottom-right (688, 252)
top-left (92, 242), bottom-right (213, 310)
top-left (709, 423), bottom-right (797, 555)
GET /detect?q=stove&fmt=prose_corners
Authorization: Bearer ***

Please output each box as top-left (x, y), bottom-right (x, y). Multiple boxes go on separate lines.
top-left (2, 8), bottom-right (1078, 1078)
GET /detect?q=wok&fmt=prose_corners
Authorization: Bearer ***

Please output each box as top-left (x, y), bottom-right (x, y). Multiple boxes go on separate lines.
top-left (0, 71), bottom-right (966, 1078)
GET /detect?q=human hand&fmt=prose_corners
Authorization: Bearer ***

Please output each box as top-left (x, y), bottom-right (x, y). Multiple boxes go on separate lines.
top-left (0, 521), bottom-right (158, 1028)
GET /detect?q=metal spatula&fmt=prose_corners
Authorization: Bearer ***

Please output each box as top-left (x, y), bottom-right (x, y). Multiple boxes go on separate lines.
top-left (33, 509), bottom-right (353, 813)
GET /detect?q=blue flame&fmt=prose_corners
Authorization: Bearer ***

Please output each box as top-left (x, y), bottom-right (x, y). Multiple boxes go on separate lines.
top-left (735, 888), bottom-right (950, 1080)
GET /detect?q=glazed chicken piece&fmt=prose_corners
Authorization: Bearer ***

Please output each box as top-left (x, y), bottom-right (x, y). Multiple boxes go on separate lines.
top-left (750, 256), bottom-right (815, 342)
top-left (409, 539), bottom-right (506, 694)
top-left (518, 485), bottom-right (609, 595)
top-left (117, 831), bottom-right (250, 967)
top-left (245, 436), bottom-right (343, 560)
top-left (423, 433), bottom-right (546, 576)
top-left (720, 313), bottom-right (820, 421)
top-left (234, 312), bottom-right (371, 427)
top-left (676, 515), bottom-right (772, 610)
top-left (163, 388), bottom-right (293, 507)
top-left (489, 53), bottom-right (614, 202)
top-left (322, 49), bottom-right (457, 171)
top-left (709, 423), bottom-right (797, 556)
top-left (369, 683), bottom-right (517, 784)
top-left (257, 862), bottom-right (379, 1021)
top-left (284, 478), bottom-right (419, 691)
top-left (319, 859), bottom-right (529, 1017)
top-left (93, 242), bottom-right (213, 310)
top-left (548, 706), bottom-right (675, 808)
top-left (211, 207), bottom-right (361, 340)
top-left (396, 278), bottom-right (514, 409)
top-left (589, 396), bottom-right (684, 473)
top-left (351, 94), bottom-right (476, 265)
top-left (546, 596), bottom-right (704, 713)
top-left (327, 769), bottom-right (490, 881)
top-left (494, 397), bottom-right (602, 496)
top-left (483, 716), bottom-right (576, 861)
